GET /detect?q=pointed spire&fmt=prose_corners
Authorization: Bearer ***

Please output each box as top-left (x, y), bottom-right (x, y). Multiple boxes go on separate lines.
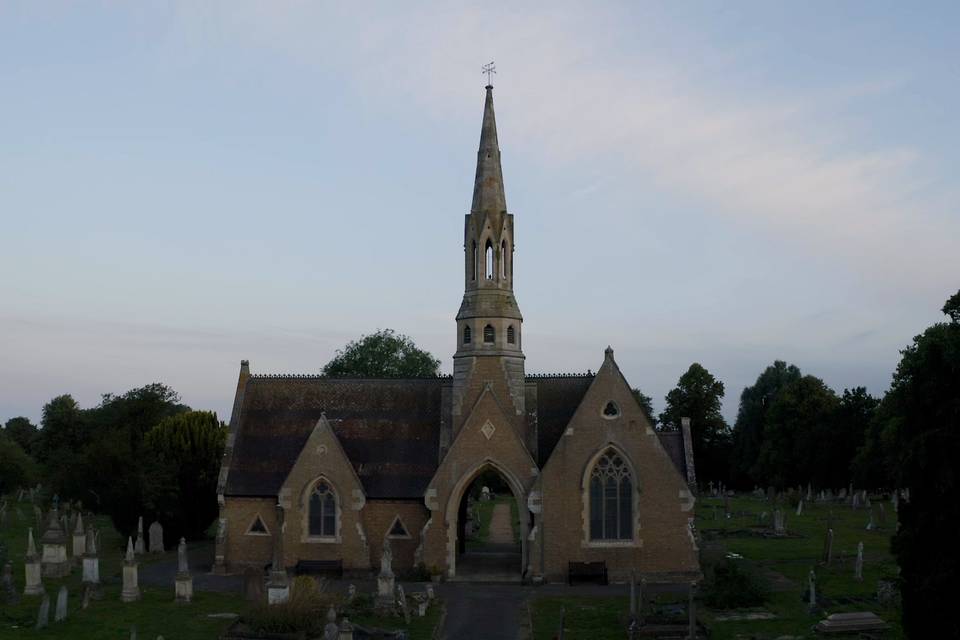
top-left (471, 85), bottom-right (507, 214)
top-left (125, 536), bottom-right (135, 564)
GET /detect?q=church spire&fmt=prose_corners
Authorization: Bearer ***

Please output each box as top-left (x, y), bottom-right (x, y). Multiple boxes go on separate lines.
top-left (471, 85), bottom-right (506, 214)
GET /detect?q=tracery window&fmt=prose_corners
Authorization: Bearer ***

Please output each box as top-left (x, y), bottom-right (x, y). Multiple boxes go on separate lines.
top-left (463, 325), bottom-right (472, 344)
top-left (483, 324), bottom-right (495, 343)
top-left (589, 450), bottom-right (633, 540)
top-left (308, 481), bottom-right (337, 538)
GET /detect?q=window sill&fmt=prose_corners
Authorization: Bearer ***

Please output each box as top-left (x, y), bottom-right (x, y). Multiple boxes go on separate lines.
top-left (301, 536), bottom-right (340, 544)
top-left (581, 540), bottom-right (640, 549)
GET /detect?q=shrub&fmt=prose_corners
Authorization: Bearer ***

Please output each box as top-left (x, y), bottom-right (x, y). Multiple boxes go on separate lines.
top-left (242, 576), bottom-right (341, 635)
top-left (703, 557), bottom-right (769, 609)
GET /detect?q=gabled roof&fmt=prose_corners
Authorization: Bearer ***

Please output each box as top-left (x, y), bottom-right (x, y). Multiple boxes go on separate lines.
top-left (528, 374), bottom-right (596, 466)
top-left (225, 376), bottom-right (444, 500)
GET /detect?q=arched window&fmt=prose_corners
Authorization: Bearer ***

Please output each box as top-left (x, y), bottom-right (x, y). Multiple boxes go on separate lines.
top-left (589, 450), bottom-right (633, 540)
top-left (507, 325), bottom-right (515, 344)
top-left (308, 481), bottom-right (337, 538)
top-left (471, 241), bottom-right (477, 281)
top-left (483, 324), bottom-right (495, 343)
top-left (501, 240), bottom-right (507, 279)
top-left (485, 240), bottom-right (494, 279)
top-left (463, 325), bottom-right (472, 344)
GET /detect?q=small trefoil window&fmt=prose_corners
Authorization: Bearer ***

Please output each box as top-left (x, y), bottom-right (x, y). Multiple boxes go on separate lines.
top-left (603, 401), bottom-right (621, 418)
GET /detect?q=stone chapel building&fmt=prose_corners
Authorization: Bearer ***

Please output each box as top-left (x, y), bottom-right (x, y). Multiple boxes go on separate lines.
top-left (214, 85), bottom-right (701, 584)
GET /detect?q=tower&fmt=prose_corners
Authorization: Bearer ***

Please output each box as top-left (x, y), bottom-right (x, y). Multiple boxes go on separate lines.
top-left (451, 84), bottom-right (526, 436)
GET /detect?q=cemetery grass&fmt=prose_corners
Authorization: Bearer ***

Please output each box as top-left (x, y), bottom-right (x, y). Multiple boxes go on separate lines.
top-left (529, 495), bottom-right (904, 639)
top-left (0, 511), bottom-right (248, 639)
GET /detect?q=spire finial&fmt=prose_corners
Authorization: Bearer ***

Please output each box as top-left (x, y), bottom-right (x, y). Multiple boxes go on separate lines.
top-left (482, 61), bottom-right (496, 87)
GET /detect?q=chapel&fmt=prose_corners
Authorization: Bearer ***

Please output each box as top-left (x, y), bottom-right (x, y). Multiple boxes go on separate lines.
top-left (214, 84), bottom-right (701, 584)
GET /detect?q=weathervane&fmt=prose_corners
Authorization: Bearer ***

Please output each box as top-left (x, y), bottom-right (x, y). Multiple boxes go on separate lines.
top-left (482, 61), bottom-right (496, 86)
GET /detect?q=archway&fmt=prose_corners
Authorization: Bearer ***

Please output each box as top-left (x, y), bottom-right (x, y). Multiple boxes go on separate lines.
top-left (445, 460), bottom-right (530, 581)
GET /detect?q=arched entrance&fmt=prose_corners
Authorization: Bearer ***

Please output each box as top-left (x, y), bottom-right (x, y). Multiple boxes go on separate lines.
top-left (445, 460), bottom-right (530, 581)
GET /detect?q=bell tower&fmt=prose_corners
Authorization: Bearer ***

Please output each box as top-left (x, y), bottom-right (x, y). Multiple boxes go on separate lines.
top-left (451, 84), bottom-right (526, 434)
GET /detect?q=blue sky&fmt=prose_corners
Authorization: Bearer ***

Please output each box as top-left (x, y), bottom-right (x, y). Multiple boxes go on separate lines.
top-left (2, 2), bottom-right (958, 425)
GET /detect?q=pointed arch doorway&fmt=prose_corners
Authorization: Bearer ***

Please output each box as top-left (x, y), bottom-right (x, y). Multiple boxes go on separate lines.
top-left (446, 460), bottom-right (530, 581)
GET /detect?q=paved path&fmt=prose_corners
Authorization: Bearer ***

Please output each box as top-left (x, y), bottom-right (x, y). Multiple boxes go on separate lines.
top-left (487, 503), bottom-right (514, 544)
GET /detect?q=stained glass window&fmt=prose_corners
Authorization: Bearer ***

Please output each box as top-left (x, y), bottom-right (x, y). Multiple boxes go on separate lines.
top-left (589, 451), bottom-right (633, 540)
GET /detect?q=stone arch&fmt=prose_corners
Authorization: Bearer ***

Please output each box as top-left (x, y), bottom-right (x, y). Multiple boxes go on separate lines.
top-left (579, 443), bottom-right (641, 547)
top-left (444, 457), bottom-right (531, 578)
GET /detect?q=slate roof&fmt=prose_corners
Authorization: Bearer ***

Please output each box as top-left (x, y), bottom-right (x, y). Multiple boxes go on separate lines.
top-left (656, 430), bottom-right (689, 481)
top-left (225, 376), bottom-right (445, 500)
top-left (224, 372), bottom-right (686, 500)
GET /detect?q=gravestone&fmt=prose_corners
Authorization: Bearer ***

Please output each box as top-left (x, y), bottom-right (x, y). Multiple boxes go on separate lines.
top-left (854, 541), bottom-right (864, 581)
top-left (339, 618), bottom-right (354, 640)
top-left (242, 568), bottom-right (264, 602)
top-left (878, 503), bottom-right (887, 526)
top-left (324, 605), bottom-right (339, 640)
top-left (396, 584), bottom-right (410, 623)
top-left (82, 524), bottom-right (102, 599)
top-left (81, 584), bottom-right (91, 610)
top-left (135, 517), bottom-right (145, 555)
top-left (55, 585), bottom-right (68, 622)
top-left (796, 499), bottom-right (803, 516)
top-left (346, 583), bottom-right (356, 603)
top-left (866, 507), bottom-right (877, 531)
top-left (24, 528), bottom-right (44, 595)
top-left (40, 507), bottom-right (69, 578)
top-left (121, 537), bottom-right (141, 602)
top-left (71, 513), bottom-right (86, 566)
top-left (808, 569), bottom-right (817, 609)
top-left (425, 583), bottom-right (434, 600)
top-left (892, 492), bottom-right (899, 513)
top-left (36, 592), bottom-right (50, 629)
top-left (149, 521), bottom-right (164, 554)
top-left (376, 538), bottom-right (396, 612)
top-left (822, 528), bottom-right (834, 565)
top-left (175, 537), bottom-right (193, 603)
top-left (2, 561), bottom-right (19, 605)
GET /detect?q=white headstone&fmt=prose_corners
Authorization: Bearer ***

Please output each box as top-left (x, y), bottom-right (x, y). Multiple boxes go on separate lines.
top-left (36, 593), bottom-right (50, 629)
top-left (175, 538), bottom-right (193, 603)
top-left (808, 569), bottom-right (817, 608)
top-left (54, 585), bottom-right (68, 622)
top-left (135, 517), bottom-right (145, 555)
top-left (121, 537), bottom-right (140, 602)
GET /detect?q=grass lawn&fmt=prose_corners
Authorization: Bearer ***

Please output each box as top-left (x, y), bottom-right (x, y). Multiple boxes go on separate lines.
top-left (530, 494), bottom-right (904, 639)
top-left (0, 499), bottom-right (442, 639)
top-left (0, 506), bottom-right (249, 639)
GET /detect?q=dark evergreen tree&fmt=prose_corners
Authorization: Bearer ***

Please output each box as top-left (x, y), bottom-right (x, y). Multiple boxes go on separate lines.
top-left (3, 416), bottom-right (39, 456)
top-left (659, 363), bottom-right (731, 485)
top-left (886, 291), bottom-right (960, 638)
top-left (729, 360), bottom-right (801, 487)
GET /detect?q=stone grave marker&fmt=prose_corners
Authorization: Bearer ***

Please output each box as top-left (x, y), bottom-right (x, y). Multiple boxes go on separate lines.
top-left (175, 537), bottom-right (193, 603)
top-left (36, 592), bottom-right (50, 629)
top-left (855, 541), bottom-right (864, 581)
top-left (135, 517), bottom-right (145, 555)
top-left (2, 561), bottom-right (19, 605)
top-left (242, 567), bottom-right (264, 602)
top-left (121, 537), bottom-right (141, 602)
top-left (54, 585), bottom-right (68, 622)
top-left (149, 521), bottom-right (164, 554)
top-left (323, 605), bottom-right (339, 640)
top-left (808, 569), bottom-right (817, 609)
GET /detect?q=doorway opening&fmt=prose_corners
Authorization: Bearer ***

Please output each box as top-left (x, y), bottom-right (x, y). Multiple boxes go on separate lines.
top-left (453, 465), bottom-right (526, 581)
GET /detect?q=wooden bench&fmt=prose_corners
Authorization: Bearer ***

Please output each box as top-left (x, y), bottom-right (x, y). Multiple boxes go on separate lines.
top-left (568, 561), bottom-right (608, 585)
top-left (294, 559), bottom-right (343, 579)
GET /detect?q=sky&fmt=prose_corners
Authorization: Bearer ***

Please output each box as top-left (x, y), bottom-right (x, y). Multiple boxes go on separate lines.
top-left (1, 1), bottom-right (958, 426)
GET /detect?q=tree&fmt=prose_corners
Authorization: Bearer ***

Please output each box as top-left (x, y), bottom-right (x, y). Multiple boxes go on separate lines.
top-left (323, 329), bottom-right (440, 377)
top-left (885, 290), bottom-right (960, 638)
top-left (659, 363), bottom-right (730, 485)
top-left (37, 394), bottom-right (87, 464)
top-left (729, 361), bottom-right (801, 487)
top-left (832, 387), bottom-right (879, 489)
top-left (631, 388), bottom-right (657, 427)
top-left (754, 375), bottom-right (839, 489)
top-left (3, 416), bottom-right (38, 456)
top-left (0, 431), bottom-right (38, 494)
top-left (142, 411), bottom-right (227, 541)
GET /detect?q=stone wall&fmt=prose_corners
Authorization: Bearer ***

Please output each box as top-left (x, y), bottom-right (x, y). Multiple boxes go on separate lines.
top-left (537, 351), bottom-right (700, 582)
